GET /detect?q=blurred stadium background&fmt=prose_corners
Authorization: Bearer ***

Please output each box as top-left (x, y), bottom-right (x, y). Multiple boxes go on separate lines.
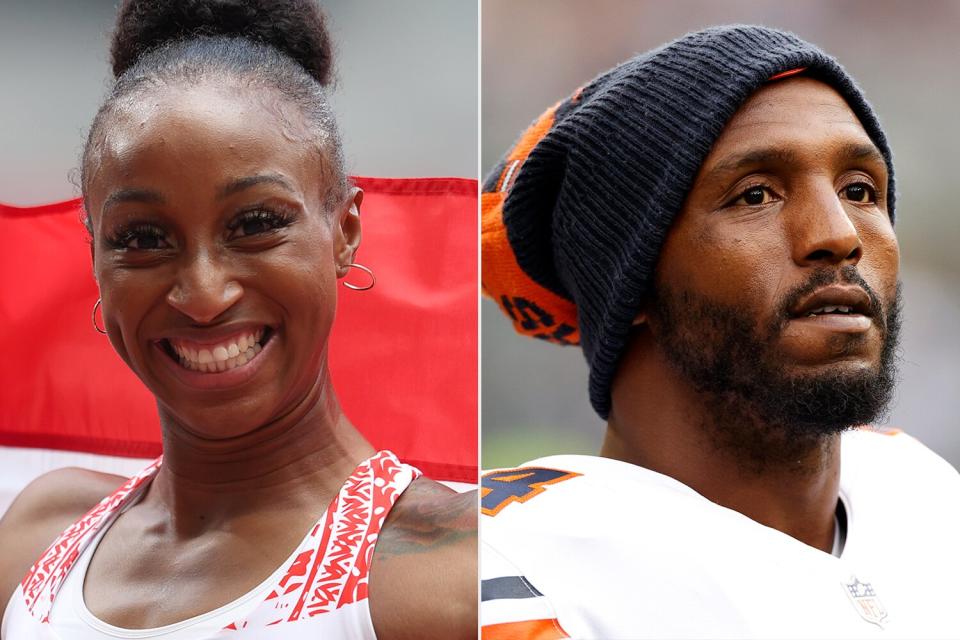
top-left (483, 0), bottom-right (960, 469)
top-left (0, 0), bottom-right (477, 206)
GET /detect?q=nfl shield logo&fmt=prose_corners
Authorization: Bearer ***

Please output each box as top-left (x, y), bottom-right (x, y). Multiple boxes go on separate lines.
top-left (843, 576), bottom-right (888, 627)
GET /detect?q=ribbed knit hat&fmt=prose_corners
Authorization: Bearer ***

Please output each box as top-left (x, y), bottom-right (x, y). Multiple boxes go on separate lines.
top-left (481, 24), bottom-right (895, 419)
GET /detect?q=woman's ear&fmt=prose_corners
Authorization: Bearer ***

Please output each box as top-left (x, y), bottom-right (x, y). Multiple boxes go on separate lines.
top-left (334, 186), bottom-right (363, 278)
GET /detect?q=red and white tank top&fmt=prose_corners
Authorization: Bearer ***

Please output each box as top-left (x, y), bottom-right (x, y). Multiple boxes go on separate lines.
top-left (2, 450), bottom-right (420, 639)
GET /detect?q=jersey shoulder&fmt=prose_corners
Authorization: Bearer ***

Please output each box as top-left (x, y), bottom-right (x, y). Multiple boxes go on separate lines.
top-left (481, 541), bottom-right (573, 639)
top-left (481, 462), bottom-right (584, 518)
top-left (842, 427), bottom-right (960, 540)
top-left (843, 427), bottom-right (960, 487)
top-left (481, 454), bottom-right (699, 524)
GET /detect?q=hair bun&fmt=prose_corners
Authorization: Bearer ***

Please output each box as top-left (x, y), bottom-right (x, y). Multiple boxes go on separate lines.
top-left (110, 0), bottom-right (334, 86)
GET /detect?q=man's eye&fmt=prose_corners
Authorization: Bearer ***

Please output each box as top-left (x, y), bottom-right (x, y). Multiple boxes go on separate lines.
top-left (732, 186), bottom-right (775, 206)
top-left (228, 210), bottom-right (292, 239)
top-left (842, 183), bottom-right (876, 203)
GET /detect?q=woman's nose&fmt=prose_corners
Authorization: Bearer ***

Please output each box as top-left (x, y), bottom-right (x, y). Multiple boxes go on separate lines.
top-left (165, 250), bottom-right (243, 323)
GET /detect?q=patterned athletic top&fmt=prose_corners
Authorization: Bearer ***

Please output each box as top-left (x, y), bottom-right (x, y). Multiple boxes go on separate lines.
top-left (2, 450), bottom-right (420, 639)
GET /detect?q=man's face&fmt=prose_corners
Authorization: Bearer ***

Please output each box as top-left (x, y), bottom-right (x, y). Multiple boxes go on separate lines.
top-left (649, 77), bottom-right (901, 459)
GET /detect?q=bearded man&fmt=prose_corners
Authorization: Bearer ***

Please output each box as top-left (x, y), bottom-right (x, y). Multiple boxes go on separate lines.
top-left (480, 25), bottom-right (960, 640)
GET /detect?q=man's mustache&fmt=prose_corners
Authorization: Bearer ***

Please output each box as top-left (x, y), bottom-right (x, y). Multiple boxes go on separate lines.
top-left (774, 266), bottom-right (886, 329)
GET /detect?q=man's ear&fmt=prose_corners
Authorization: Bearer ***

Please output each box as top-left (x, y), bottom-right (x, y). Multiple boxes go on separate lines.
top-left (631, 287), bottom-right (657, 327)
top-left (631, 303), bottom-right (649, 327)
top-left (334, 187), bottom-right (363, 278)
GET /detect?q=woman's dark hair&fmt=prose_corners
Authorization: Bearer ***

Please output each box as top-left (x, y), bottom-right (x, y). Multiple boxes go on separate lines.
top-left (82, 0), bottom-right (346, 231)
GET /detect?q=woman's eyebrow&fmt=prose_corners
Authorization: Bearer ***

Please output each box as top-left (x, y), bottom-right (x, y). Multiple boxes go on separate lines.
top-left (219, 173), bottom-right (295, 198)
top-left (103, 187), bottom-right (164, 211)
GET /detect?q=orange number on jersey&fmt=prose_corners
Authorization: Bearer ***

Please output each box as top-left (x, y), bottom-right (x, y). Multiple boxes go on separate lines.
top-left (481, 467), bottom-right (579, 516)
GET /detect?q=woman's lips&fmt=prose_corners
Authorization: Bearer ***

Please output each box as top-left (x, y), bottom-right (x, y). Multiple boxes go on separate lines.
top-left (167, 327), bottom-right (266, 373)
top-left (154, 326), bottom-right (276, 390)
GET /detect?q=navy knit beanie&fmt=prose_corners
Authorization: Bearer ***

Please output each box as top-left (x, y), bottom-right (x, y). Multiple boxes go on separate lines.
top-left (481, 24), bottom-right (895, 419)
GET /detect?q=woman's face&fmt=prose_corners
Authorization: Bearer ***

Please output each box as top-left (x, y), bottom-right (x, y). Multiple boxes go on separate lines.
top-left (85, 82), bottom-right (360, 438)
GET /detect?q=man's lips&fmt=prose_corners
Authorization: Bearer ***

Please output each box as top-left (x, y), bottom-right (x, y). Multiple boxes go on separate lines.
top-left (788, 285), bottom-right (873, 319)
top-left (784, 285), bottom-right (876, 335)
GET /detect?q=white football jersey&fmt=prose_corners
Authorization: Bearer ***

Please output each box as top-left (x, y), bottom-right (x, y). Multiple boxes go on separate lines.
top-left (481, 429), bottom-right (960, 639)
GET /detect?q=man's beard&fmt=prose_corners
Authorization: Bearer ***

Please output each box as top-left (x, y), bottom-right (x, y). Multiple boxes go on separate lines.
top-left (649, 266), bottom-right (902, 474)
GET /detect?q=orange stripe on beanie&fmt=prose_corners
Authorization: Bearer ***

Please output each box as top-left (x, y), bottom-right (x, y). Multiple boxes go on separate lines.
top-left (482, 102), bottom-right (580, 345)
top-left (768, 66), bottom-right (807, 81)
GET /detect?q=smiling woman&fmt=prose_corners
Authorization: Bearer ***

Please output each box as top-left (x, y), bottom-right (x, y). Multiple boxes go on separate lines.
top-left (88, 71), bottom-right (355, 432)
top-left (0, 2), bottom-right (475, 639)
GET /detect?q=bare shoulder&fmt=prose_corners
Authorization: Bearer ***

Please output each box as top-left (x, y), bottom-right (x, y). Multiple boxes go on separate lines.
top-left (376, 478), bottom-right (476, 555)
top-left (370, 478), bottom-right (477, 640)
top-left (0, 467), bottom-right (126, 619)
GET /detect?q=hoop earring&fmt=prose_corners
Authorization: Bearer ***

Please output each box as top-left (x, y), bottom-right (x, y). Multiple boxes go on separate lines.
top-left (342, 263), bottom-right (375, 291)
top-left (92, 298), bottom-right (107, 334)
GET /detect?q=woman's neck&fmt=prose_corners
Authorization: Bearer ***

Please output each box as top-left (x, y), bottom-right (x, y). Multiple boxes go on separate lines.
top-left (148, 371), bottom-right (375, 535)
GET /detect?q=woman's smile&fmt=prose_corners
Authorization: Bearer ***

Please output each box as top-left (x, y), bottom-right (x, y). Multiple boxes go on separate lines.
top-left (165, 326), bottom-right (268, 373)
top-left (153, 324), bottom-right (278, 390)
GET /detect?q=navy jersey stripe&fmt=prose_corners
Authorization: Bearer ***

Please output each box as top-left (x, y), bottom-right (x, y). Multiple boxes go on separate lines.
top-left (482, 576), bottom-right (544, 602)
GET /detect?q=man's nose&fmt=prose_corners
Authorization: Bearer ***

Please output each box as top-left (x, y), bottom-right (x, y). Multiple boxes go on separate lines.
top-left (788, 185), bottom-right (863, 268)
top-left (166, 249), bottom-right (243, 323)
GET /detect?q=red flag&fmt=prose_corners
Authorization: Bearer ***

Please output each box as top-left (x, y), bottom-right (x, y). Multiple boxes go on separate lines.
top-left (0, 177), bottom-right (477, 487)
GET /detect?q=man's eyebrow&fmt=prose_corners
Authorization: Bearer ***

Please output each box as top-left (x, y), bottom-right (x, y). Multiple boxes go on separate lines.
top-left (837, 142), bottom-right (886, 165)
top-left (709, 148), bottom-right (800, 175)
top-left (219, 173), bottom-right (296, 198)
top-left (103, 188), bottom-right (164, 211)
top-left (708, 142), bottom-right (885, 176)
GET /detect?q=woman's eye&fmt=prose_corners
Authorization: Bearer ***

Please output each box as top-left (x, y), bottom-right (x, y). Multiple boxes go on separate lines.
top-left (842, 182), bottom-right (876, 203)
top-left (109, 225), bottom-right (170, 251)
top-left (229, 210), bottom-right (291, 239)
top-left (732, 186), bottom-right (775, 206)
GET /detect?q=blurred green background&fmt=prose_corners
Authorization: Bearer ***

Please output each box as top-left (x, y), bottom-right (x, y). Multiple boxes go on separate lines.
top-left (482, 0), bottom-right (960, 470)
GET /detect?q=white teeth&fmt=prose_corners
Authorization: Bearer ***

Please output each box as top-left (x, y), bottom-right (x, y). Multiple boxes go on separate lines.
top-left (168, 328), bottom-right (268, 374)
top-left (806, 305), bottom-right (855, 317)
